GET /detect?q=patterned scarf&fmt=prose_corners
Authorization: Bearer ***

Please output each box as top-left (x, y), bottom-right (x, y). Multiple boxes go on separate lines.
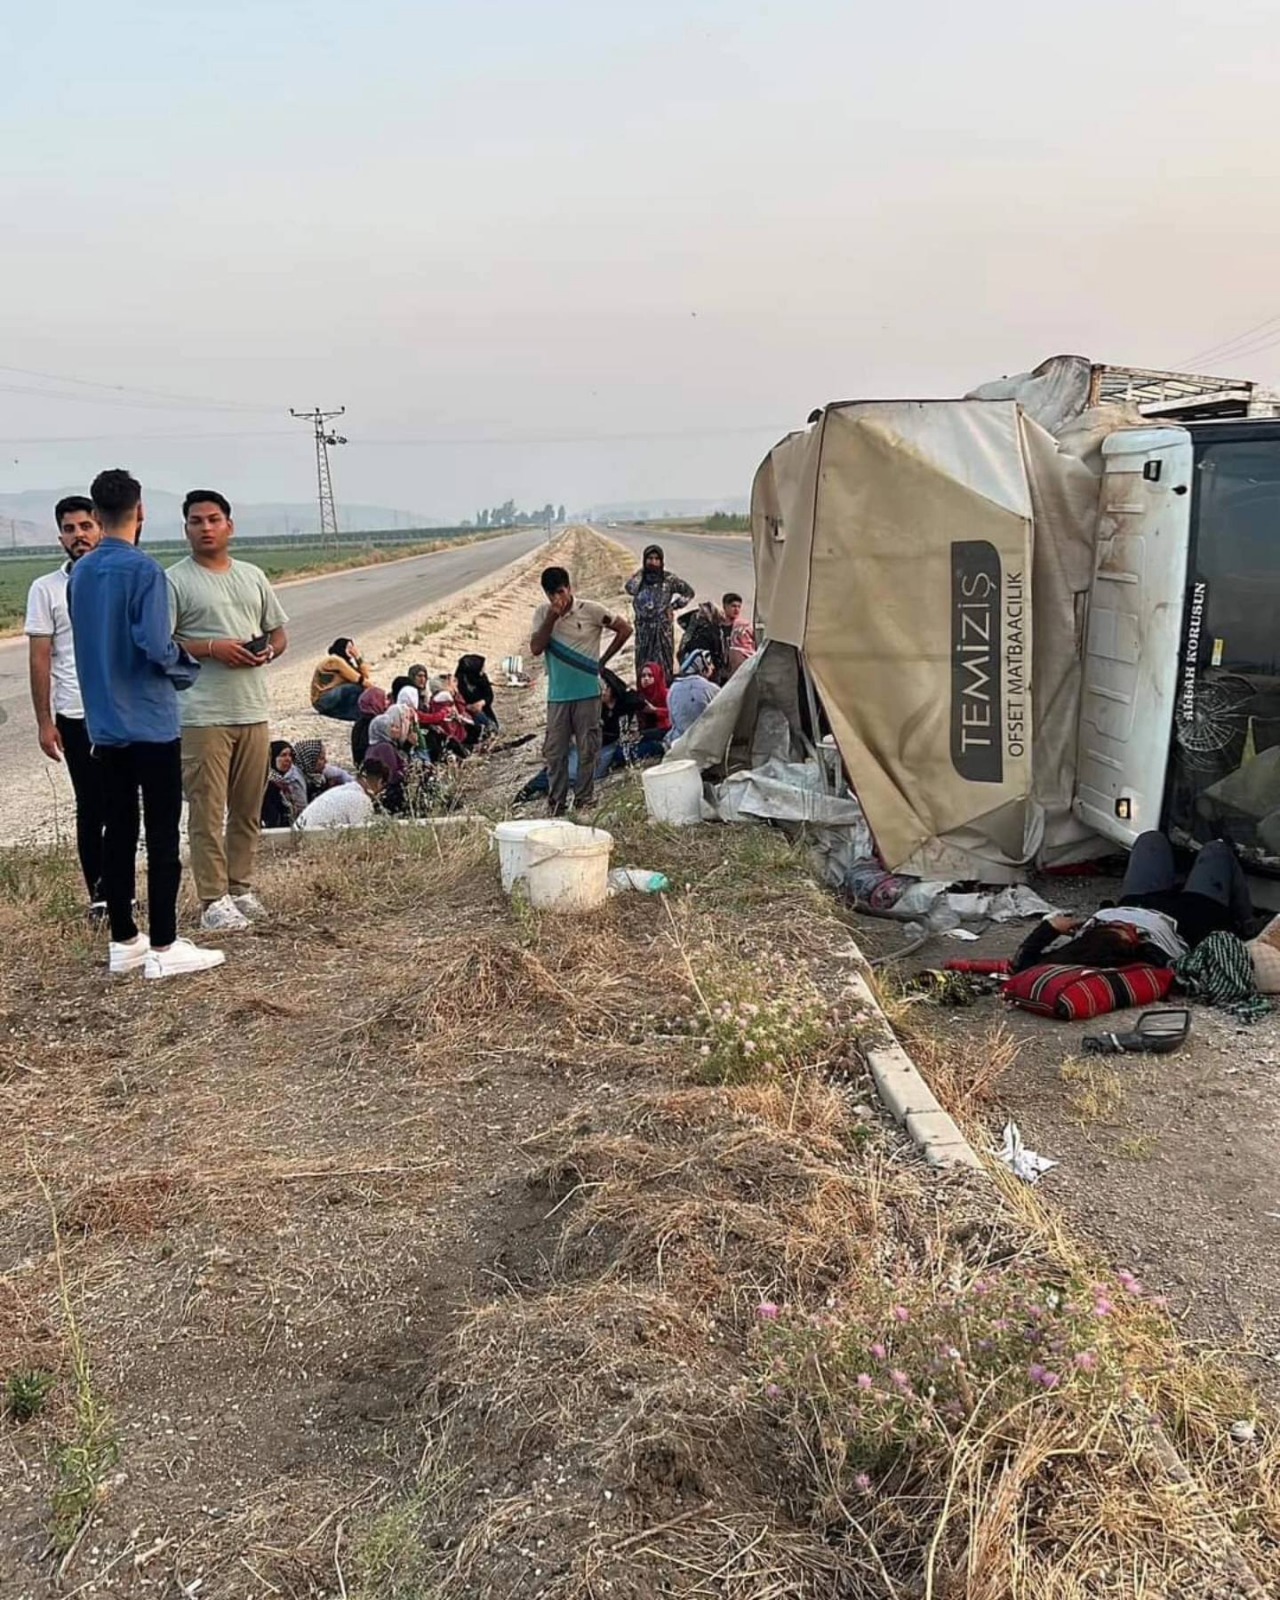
top-left (1174, 931), bottom-right (1272, 1024)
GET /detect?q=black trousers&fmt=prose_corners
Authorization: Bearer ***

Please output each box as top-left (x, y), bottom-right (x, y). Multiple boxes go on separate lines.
top-left (56, 714), bottom-right (107, 901)
top-left (94, 739), bottom-right (184, 948)
top-left (1120, 830), bottom-right (1253, 946)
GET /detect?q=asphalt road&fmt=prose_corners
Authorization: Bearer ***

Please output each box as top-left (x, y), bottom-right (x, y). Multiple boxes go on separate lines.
top-left (0, 527), bottom-right (548, 753)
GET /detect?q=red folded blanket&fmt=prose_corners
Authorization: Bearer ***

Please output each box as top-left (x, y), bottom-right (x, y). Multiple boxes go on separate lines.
top-left (1003, 962), bottom-right (1174, 1020)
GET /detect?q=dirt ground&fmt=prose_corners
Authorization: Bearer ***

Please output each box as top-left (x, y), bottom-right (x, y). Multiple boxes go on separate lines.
top-left (849, 871), bottom-right (1280, 1404)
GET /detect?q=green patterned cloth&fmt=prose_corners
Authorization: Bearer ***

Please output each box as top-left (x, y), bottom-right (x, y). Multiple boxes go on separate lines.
top-left (1174, 931), bottom-right (1272, 1024)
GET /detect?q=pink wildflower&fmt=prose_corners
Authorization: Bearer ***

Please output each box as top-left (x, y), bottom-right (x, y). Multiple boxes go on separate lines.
top-left (853, 1472), bottom-right (872, 1493)
top-left (1074, 1351), bottom-right (1098, 1372)
top-left (870, 1342), bottom-right (887, 1361)
top-left (856, 1373), bottom-right (873, 1391)
top-left (892, 1306), bottom-right (910, 1324)
top-left (757, 1302), bottom-right (780, 1321)
top-left (1094, 1297), bottom-right (1113, 1318)
top-left (765, 1383), bottom-right (782, 1399)
top-left (1117, 1269), bottom-right (1144, 1296)
top-left (890, 1369), bottom-right (912, 1392)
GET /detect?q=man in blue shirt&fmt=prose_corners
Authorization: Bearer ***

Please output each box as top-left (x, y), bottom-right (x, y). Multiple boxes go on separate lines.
top-left (69, 469), bottom-right (225, 981)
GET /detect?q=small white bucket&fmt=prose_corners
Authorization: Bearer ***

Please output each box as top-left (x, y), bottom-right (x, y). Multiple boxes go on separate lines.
top-left (523, 824), bottom-right (614, 913)
top-left (493, 818), bottom-right (577, 892)
top-left (642, 759), bottom-right (703, 826)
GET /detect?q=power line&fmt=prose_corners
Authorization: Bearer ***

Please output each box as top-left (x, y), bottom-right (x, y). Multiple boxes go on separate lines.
top-left (0, 361), bottom-right (280, 414)
top-left (1179, 313), bottom-right (1280, 371)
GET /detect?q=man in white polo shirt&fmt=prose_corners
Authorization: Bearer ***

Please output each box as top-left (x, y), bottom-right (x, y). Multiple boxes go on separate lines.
top-left (25, 496), bottom-right (107, 915)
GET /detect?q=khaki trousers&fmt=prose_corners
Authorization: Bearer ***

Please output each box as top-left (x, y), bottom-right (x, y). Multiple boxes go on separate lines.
top-left (181, 722), bottom-right (271, 902)
top-left (544, 696), bottom-right (601, 813)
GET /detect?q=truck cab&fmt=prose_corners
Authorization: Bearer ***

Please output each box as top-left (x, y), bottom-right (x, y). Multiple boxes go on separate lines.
top-left (1075, 416), bottom-right (1280, 871)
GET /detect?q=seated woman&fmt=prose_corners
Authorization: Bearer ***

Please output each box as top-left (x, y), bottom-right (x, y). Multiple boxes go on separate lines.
top-left (367, 703), bottom-right (434, 814)
top-left (456, 654), bottom-right (499, 735)
top-left (351, 685), bottom-right (389, 769)
top-left (310, 637), bottom-right (373, 721)
top-left (261, 740), bottom-right (308, 827)
top-left (636, 662), bottom-right (672, 760)
top-left (667, 650), bottom-right (720, 744)
top-left (295, 758), bottom-right (390, 831)
top-left (291, 738), bottom-right (355, 801)
top-left (1013, 831), bottom-right (1253, 973)
top-left (426, 677), bottom-right (475, 754)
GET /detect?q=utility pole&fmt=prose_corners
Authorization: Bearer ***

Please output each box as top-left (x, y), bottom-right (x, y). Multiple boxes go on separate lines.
top-left (290, 406), bottom-right (347, 546)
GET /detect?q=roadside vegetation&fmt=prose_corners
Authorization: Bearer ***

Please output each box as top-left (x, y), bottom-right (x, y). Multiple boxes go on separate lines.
top-left (2, 773), bottom-right (1275, 1596)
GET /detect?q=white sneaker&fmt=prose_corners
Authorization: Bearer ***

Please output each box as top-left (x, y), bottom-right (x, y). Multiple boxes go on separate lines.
top-left (144, 939), bottom-right (226, 981)
top-left (108, 933), bottom-right (150, 974)
top-left (200, 894), bottom-right (250, 932)
top-left (232, 892), bottom-right (267, 921)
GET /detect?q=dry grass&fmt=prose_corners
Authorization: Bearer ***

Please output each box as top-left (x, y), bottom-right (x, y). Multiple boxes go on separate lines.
top-left (2, 573), bottom-right (1277, 1595)
top-left (1060, 1055), bottom-right (1127, 1126)
top-left (895, 1014), bottom-right (1023, 1126)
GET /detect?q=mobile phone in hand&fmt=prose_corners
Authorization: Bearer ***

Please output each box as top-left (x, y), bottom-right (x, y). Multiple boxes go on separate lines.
top-left (242, 634), bottom-right (270, 655)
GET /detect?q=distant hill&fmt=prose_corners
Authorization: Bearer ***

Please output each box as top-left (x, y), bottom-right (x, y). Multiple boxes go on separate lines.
top-left (0, 489), bottom-right (436, 547)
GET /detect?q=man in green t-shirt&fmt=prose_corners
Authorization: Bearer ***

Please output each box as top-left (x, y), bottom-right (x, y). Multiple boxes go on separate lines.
top-left (167, 490), bottom-right (289, 932)
top-left (531, 564), bottom-right (631, 815)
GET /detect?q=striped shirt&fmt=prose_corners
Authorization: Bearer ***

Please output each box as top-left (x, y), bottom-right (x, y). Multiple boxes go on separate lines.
top-left (533, 598), bottom-right (612, 702)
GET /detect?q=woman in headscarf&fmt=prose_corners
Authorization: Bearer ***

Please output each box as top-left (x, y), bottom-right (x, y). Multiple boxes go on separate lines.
top-left (292, 738), bottom-right (355, 800)
top-left (261, 740), bottom-right (308, 827)
top-left (624, 545), bottom-right (694, 681)
top-left (456, 654), bottom-right (499, 734)
top-left (309, 637), bottom-right (372, 721)
top-left (666, 649), bottom-right (720, 744)
top-left (351, 685), bottom-right (389, 769)
top-left (367, 702), bottom-right (434, 814)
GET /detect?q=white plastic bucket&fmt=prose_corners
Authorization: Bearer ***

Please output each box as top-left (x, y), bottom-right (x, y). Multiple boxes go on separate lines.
top-left (494, 818), bottom-right (577, 892)
top-left (523, 824), bottom-right (614, 913)
top-left (642, 759), bottom-right (703, 826)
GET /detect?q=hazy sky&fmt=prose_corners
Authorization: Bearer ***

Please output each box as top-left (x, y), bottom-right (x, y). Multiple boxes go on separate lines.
top-left (4, 0), bottom-right (1278, 524)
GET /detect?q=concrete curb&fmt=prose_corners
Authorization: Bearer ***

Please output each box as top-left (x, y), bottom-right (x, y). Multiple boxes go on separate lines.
top-left (845, 965), bottom-right (984, 1171)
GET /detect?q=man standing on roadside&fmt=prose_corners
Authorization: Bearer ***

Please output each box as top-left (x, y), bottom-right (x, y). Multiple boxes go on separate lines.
top-left (530, 565), bottom-right (631, 815)
top-left (167, 489), bottom-right (288, 932)
top-left (25, 496), bottom-right (108, 916)
top-left (69, 468), bottom-right (224, 979)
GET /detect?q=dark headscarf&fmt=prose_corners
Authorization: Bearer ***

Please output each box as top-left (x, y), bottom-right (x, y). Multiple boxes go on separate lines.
top-left (329, 637), bottom-right (355, 661)
top-left (292, 739), bottom-right (329, 797)
top-left (456, 654), bottom-right (494, 711)
top-left (641, 544), bottom-right (665, 584)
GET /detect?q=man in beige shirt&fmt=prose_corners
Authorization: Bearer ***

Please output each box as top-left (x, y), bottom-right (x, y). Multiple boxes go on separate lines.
top-left (531, 564), bottom-right (631, 814)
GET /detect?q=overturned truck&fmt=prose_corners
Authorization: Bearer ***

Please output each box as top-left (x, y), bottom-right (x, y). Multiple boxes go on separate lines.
top-left (682, 355), bottom-right (1280, 884)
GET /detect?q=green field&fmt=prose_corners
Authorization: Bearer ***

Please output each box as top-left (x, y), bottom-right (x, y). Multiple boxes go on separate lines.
top-left (0, 533), bottom-right (499, 632)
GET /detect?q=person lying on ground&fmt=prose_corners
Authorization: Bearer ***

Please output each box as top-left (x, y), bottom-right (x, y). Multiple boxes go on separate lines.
top-left (295, 758), bottom-right (390, 831)
top-left (262, 740), bottom-right (308, 827)
top-left (531, 563), bottom-right (632, 816)
top-left (723, 592), bottom-right (756, 675)
top-left (456, 654), bottom-right (499, 732)
top-left (291, 738), bottom-right (355, 799)
top-left (1012, 831), bottom-right (1253, 974)
top-left (351, 685), bottom-right (389, 768)
top-left (667, 650), bottom-right (720, 744)
top-left (638, 662), bottom-right (672, 740)
top-left (310, 637), bottom-right (372, 720)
